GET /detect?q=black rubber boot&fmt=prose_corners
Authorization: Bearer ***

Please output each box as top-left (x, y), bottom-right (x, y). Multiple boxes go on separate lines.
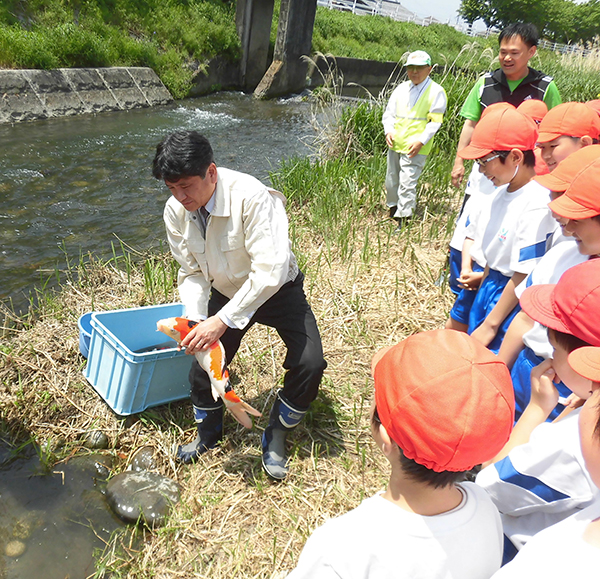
top-left (261, 391), bottom-right (307, 480)
top-left (176, 402), bottom-right (223, 464)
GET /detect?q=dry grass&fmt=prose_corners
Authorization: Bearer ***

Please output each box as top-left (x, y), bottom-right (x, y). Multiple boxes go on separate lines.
top-left (0, 206), bottom-right (457, 578)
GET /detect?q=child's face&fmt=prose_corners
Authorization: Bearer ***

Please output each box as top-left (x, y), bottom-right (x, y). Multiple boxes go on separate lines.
top-left (549, 190), bottom-right (570, 230)
top-left (538, 136), bottom-right (583, 172)
top-left (563, 216), bottom-right (600, 255)
top-left (548, 331), bottom-right (594, 399)
top-left (477, 151), bottom-right (517, 187)
top-left (578, 387), bottom-right (600, 488)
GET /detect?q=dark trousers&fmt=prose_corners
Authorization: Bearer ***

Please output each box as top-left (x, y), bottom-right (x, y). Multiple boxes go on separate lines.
top-left (189, 272), bottom-right (326, 409)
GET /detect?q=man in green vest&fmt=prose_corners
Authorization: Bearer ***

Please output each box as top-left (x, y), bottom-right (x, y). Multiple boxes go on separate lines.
top-left (383, 50), bottom-right (447, 230)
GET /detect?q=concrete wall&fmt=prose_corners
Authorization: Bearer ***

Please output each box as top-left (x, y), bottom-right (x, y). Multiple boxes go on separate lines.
top-left (307, 55), bottom-right (404, 96)
top-left (0, 67), bottom-right (173, 124)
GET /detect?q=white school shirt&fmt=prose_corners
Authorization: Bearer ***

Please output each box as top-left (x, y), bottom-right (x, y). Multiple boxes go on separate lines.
top-left (491, 499), bottom-right (600, 577)
top-left (477, 409), bottom-right (598, 550)
top-left (514, 239), bottom-right (588, 358)
top-left (286, 483), bottom-right (503, 579)
top-left (449, 164), bottom-right (496, 253)
top-left (464, 186), bottom-right (500, 269)
top-left (478, 180), bottom-right (555, 277)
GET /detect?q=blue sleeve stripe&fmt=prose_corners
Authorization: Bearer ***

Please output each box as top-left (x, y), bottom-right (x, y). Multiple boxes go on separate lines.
top-left (519, 239), bottom-right (547, 262)
top-left (495, 457), bottom-right (569, 503)
top-left (465, 215), bottom-right (471, 228)
top-left (525, 274), bottom-right (534, 288)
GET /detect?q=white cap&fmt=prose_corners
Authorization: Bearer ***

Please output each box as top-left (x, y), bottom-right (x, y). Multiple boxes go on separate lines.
top-left (406, 51), bottom-right (432, 66)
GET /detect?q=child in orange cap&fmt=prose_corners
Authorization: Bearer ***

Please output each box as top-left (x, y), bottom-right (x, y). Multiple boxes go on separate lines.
top-left (477, 258), bottom-right (600, 563)
top-left (536, 101), bottom-right (600, 172)
top-left (452, 104), bottom-right (556, 352)
top-left (288, 329), bottom-right (515, 579)
top-left (498, 146), bottom-right (600, 421)
top-left (490, 330), bottom-right (600, 576)
top-left (517, 100), bottom-right (549, 175)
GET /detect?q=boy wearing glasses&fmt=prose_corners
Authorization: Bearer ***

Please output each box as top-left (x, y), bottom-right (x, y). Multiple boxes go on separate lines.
top-left (382, 50), bottom-right (447, 230)
top-left (450, 104), bottom-right (556, 353)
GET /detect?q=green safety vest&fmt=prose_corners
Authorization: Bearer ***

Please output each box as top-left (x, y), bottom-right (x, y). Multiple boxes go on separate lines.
top-left (392, 82), bottom-right (443, 156)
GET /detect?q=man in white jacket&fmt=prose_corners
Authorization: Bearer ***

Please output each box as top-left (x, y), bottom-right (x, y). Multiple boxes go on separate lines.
top-left (153, 130), bottom-right (326, 479)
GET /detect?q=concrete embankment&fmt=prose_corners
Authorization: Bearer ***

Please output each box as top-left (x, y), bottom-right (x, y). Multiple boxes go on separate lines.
top-left (0, 67), bottom-right (173, 124)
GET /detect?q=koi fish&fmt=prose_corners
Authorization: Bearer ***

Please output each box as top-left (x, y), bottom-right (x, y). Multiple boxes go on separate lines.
top-left (156, 317), bottom-right (262, 428)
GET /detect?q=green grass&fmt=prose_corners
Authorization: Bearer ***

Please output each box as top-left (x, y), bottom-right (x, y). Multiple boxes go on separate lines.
top-left (0, 0), bottom-right (240, 98)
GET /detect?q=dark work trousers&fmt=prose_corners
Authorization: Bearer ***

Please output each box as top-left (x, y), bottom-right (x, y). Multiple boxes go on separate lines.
top-left (188, 271), bottom-right (326, 410)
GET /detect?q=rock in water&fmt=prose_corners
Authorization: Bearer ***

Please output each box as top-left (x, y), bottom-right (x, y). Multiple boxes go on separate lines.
top-left (105, 472), bottom-right (179, 527)
top-left (5, 540), bottom-right (26, 557)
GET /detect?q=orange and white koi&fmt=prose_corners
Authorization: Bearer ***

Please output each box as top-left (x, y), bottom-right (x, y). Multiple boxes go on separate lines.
top-left (156, 317), bottom-right (262, 428)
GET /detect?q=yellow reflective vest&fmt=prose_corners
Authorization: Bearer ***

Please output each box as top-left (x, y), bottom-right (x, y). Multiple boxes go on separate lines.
top-left (392, 82), bottom-right (444, 156)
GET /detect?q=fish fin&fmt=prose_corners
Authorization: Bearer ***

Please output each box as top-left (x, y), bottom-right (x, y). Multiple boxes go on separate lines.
top-left (226, 406), bottom-right (254, 429)
top-left (239, 400), bottom-right (262, 417)
top-left (210, 385), bottom-right (220, 403)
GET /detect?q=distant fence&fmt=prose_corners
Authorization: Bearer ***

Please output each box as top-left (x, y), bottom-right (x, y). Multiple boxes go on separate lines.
top-left (317, 0), bottom-right (592, 56)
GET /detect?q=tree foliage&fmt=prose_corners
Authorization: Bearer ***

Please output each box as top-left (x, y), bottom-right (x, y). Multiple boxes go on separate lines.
top-left (459, 0), bottom-right (600, 44)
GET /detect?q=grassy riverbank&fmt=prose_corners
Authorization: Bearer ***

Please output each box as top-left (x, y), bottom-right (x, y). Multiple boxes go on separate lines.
top-left (0, 88), bottom-right (459, 577)
top-left (2, 0), bottom-right (599, 100)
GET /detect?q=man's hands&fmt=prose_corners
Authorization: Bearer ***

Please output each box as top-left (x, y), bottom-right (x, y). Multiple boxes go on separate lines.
top-left (407, 141), bottom-right (423, 158)
top-left (180, 315), bottom-right (227, 354)
top-left (384, 135), bottom-right (423, 158)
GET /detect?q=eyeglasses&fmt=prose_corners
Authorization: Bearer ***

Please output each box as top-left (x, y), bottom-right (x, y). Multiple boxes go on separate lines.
top-left (476, 153), bottom-right (501, 167)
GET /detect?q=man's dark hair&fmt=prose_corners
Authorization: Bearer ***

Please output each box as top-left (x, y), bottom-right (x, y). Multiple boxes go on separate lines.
top-left (371, 406), bottom-right (468, 489)
top-left (495, 149), bottom-right (536, 168)
top-left (152, 130), bottom-right (215, 182)
top-left (499, 23), bottom-right (539, 48)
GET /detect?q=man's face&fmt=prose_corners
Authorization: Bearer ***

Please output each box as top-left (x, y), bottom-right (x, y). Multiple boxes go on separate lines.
top-left (165, 164), bottom-right (217, 212)
top-left (406, 65), bottom-right (431, 86)
top-left (498, 35), bottom-right (536, 81)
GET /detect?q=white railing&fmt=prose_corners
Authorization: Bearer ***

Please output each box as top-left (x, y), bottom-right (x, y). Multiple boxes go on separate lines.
top-left (317, 0), bottom-right (591, 56)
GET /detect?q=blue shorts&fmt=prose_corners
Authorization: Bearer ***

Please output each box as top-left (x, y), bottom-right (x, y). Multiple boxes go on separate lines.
top-left (511, 347), bottom-right (571, 422)
top-left (468, 268), bottom-right (520, 354)
top-left (449, 262), bottom-right (485, 325)
top-left (449, 247), bottom-right (462, 295)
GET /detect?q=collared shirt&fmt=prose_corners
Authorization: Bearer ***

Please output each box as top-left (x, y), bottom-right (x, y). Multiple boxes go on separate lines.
top-left (164, 167), bottom-right (298, 329)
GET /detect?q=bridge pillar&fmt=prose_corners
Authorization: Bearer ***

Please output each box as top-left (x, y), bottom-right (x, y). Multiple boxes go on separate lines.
top-left (253, 0), bottom-right (317, 99)
top-left (236, 0), bottom-right (275, 91)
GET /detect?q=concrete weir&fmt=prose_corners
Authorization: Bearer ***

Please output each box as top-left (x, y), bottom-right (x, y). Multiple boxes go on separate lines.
top-left (0, 67), bottom-right (173, 124)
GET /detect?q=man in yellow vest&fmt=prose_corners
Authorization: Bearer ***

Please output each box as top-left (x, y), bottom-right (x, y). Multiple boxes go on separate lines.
top-left (383, 50), bottom-right (447, 230)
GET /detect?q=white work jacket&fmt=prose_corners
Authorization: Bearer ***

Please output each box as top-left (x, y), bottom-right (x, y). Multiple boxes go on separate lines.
top-left (164, 167), bottom-right (298, 329)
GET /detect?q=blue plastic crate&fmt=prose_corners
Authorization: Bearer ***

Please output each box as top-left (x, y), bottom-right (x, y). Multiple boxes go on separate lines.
top-left (83, 303), bottom-right (192, 415)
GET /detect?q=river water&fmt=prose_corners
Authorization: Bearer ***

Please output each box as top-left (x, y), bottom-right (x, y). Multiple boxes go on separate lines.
top-left (0, 93), bottom-right (317, 577)
top-left (0, 92), bottom-right (316, 314)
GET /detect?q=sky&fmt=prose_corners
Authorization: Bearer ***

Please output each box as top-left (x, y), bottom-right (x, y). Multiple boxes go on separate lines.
top-left (400, 0), bottom-right (463, 25)
top-left (400, 0), bottom-right (590, 27)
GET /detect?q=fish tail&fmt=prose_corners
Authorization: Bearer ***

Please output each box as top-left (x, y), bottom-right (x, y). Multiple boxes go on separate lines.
top-left (222, 390), bottom-right (262, 428)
